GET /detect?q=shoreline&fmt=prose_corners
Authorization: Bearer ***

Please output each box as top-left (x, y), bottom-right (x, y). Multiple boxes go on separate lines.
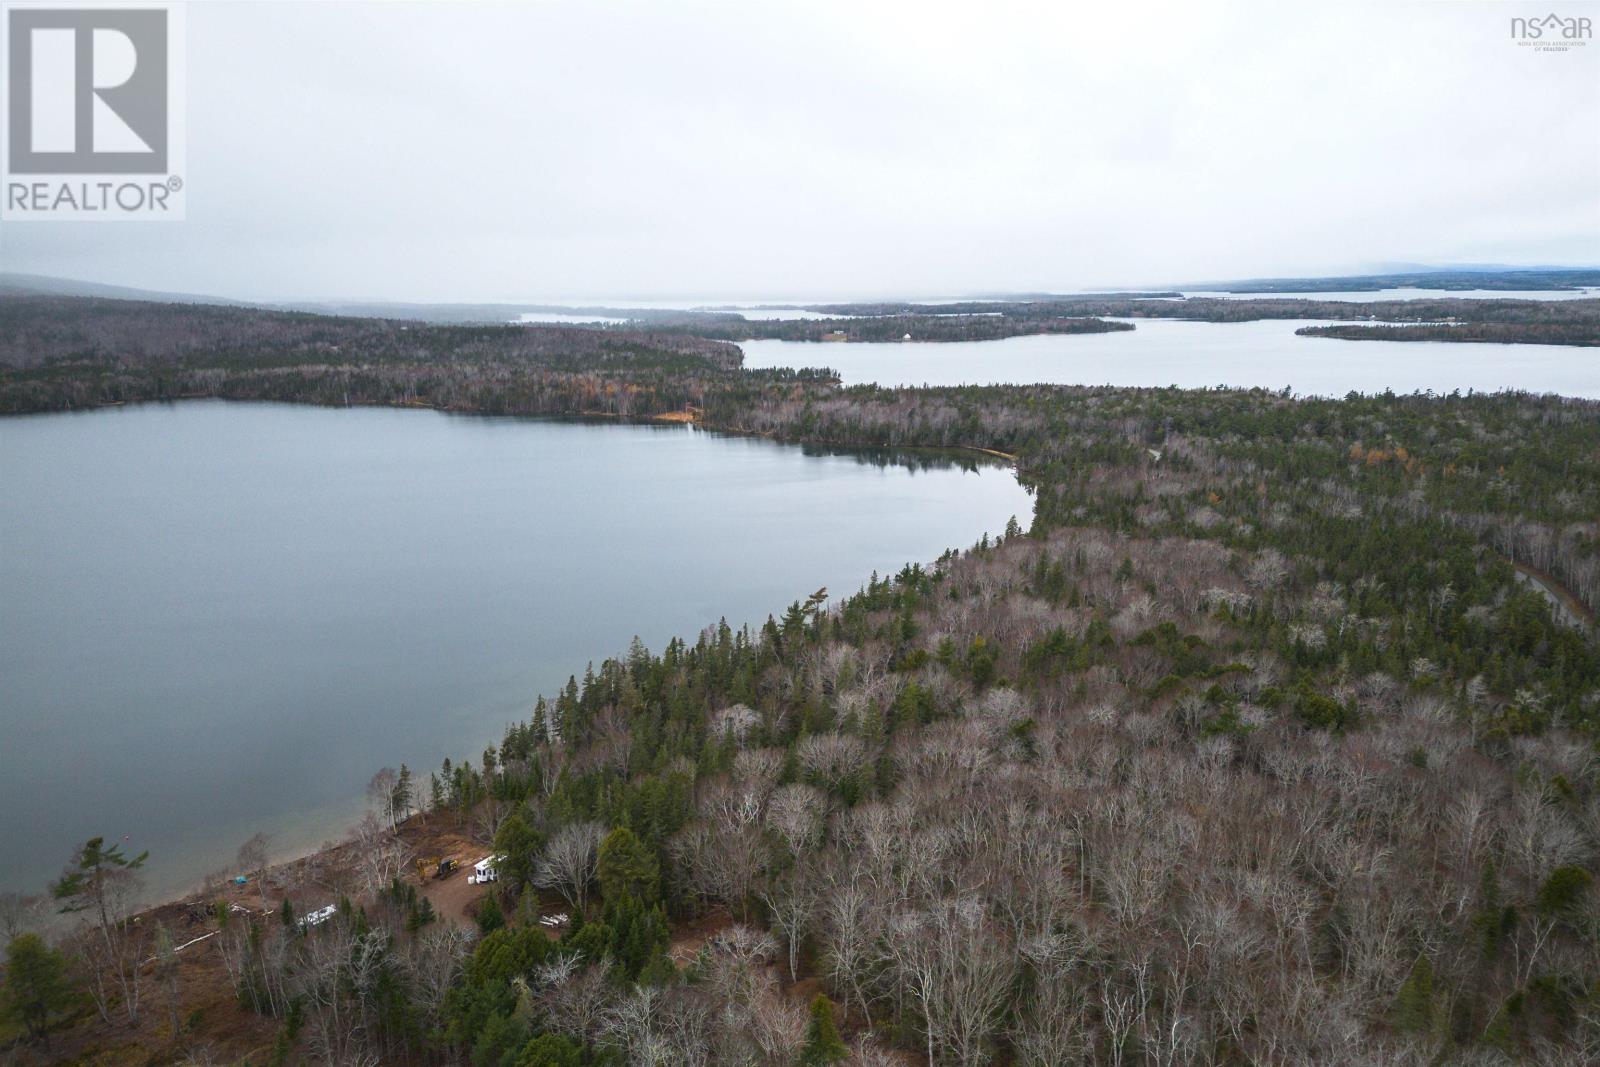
top-left (126, 811), bottom-right (489, 941)
top-left (4, 397), bottom-right (1032, 912)
top-left (11, 395), bottom-right (1588, 919)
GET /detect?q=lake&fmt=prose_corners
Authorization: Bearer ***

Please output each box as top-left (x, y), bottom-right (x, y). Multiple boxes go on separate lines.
top-left (511, 290), bottom-right (1597, 324)
top-left (516, 312), bottom-right (632, 325)
top-left (513, 307), bottom-right (852, 323)
top-left (0, 402), bottom-right (1032, 899)
top-left (740, 317), bottom-right (1600, 397)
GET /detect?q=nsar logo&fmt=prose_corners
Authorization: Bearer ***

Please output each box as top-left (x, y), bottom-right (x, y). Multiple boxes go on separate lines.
top-left (1510, 12), bottom-right (1592, 51)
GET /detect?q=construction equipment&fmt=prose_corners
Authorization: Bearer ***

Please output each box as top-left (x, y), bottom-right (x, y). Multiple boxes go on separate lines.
top-left (414, 854), bottom-right (458, 880)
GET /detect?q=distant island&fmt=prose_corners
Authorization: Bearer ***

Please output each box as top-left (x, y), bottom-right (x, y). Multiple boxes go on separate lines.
top-left (680, 314), bottom-right (1134, 344)
top-left (1299, 322), bottom-right (1600, 346)
top-left (1197, 267), bottom-right (1600, 293)
top-left (5, 290), bottom-right (1600, 417)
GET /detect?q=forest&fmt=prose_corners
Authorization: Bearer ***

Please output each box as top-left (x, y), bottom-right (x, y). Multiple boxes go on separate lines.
top-left (798, 297), bottom-right (1600, 336)
top-left (2, 294), bottom-right (1599, 1066)
top-left (4, 294), bottom-right (1599, 418)
top-left (0, 297), bottom-right (742, 372)
top-left (654, 315), bottom-right (1133, 345)
top-left (1297, 323), bottom-right (1600, 347)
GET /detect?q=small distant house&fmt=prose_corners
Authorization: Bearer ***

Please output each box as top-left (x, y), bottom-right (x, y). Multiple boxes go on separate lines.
top-left (901, 333), bottom-right (912, 341)
top-left (821, 330), bottom-right (848, 342)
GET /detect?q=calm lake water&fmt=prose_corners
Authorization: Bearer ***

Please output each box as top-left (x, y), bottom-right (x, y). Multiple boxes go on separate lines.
top-left (516, 312), bottom-right (631, 325)
top-left (512, 308), bottom-right (850, 323)
top-left (741, 317), bottom-right (1600, 397)
top-left (0, 402), bottom-right (1031, 899)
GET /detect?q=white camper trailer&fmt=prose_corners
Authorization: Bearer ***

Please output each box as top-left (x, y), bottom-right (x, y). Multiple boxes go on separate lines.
top-left (468, 855), bottom-right (504, 885)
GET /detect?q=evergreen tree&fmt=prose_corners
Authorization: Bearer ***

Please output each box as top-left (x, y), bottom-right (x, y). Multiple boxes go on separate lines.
top-left (1537, 866), bottom-right (1593, 918)
top-left (492, 812), bottom-right (544, 895)
top-left (800, 993), bottom-right (847, 1065)
top-left (0, 933), bottom-right (76, 1046)
top-left (475, 894), bottom-right (505, 935)
top-left (51, 836), bottom-right (147, 1024)
top-left (597, 827), bottom-right (659, 906)
top-left (394, 764), bottom-right (414, 821)
top-left (1394, 954), bottom-right (1435, 1032)
top-left (51, 836), bottom-right (147, 927)
top-left (516, 1034), bottom-right (583, 1067)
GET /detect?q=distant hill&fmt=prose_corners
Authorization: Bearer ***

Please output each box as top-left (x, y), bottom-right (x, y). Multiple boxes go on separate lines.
top-left (0, 275), bottom-right (709, 324)
top-left (0, 272), bottom-right (244, 305)
top-left (286, 300), bottom-right (560, 324)
top-left (1190, 268), bottom-right (1600, 294)
top-left (6, 267), bottom-right (1599, 324)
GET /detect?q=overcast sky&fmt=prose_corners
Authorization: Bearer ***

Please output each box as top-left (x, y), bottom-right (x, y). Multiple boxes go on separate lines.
top-left (1, 0), bottom-right (1596, 302)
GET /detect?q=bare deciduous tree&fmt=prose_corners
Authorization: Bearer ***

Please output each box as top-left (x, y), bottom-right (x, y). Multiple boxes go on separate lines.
top-left (534, 820), bottom-right (604, 913)
top-left (367, 767), bottom-right (401, 831)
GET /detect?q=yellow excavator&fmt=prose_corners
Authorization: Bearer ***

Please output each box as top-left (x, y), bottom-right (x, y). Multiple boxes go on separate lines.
top-left (414, 856), bottom-right (457, 881)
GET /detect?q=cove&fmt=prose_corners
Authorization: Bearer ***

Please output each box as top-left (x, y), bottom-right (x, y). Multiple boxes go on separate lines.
top-left (0, 401), bottom-right (1033, 899)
